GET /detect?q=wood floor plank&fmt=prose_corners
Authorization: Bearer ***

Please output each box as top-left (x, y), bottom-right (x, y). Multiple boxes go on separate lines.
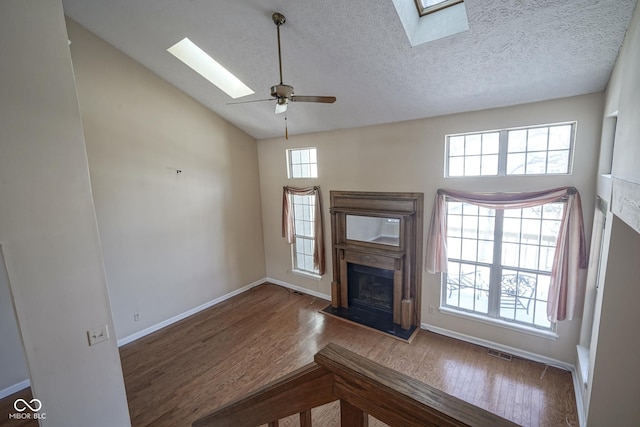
top-left (0, 283), bottom-right (578, 426)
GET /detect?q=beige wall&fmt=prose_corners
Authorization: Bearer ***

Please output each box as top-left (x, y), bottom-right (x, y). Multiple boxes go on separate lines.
top-left (66, 19), bottom-right (266, 341)
top-left (258, 93), bottom-right (603, 364)
top-left (0, 1), bottom-right (130, 425)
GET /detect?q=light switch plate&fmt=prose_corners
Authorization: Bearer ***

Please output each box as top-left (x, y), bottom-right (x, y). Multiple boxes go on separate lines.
top-left (87, 325), bottom-right (109, 346)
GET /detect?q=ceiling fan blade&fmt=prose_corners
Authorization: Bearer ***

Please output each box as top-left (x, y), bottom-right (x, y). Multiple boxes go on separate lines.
top-left (275, 102), bottom-right (288, 114)
top-left (226, 98), bottom-right (272, 105)
top-left (291, 95), bottom-right (337, 104)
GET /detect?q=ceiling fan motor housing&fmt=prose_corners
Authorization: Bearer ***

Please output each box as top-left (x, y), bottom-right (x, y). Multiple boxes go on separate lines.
top-left (271, 84), bottom-right (294, 104)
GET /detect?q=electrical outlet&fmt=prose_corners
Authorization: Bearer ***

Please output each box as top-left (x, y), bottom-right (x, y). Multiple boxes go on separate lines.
top-left (87, 325), bottom-right (109, 346)
top-left (429, 305), bottom-right (435, 314)
top-left (134, 312), bottom-right (141, 322)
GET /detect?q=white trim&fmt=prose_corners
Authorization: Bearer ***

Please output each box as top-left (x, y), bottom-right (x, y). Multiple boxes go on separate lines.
top-left (422, 323), bottom-right (572, 370)
top-left (266, 277), bottom-right (331, 301)
top-left (438, 306), bottom-right (558, 340)
top-left (116, 278), bottom-right (265, 347)
top-left (422, 323), bottom-right (585, 426)
top-left (0, 379), bottom-right (30, 400)
top-left (571, 355), bottom-right (587, 427)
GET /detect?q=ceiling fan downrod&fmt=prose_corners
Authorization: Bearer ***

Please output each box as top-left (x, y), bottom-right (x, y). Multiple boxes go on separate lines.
top-left (272, 12), bottom-right (286, 85)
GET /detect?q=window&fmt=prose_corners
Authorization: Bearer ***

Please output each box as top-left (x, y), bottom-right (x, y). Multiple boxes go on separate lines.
top-left (415, 0), bottom-right (463, 16)
top-left (445, 123), bottom-right (575, 177)
top-left (291, 194), bottom-right (319, 275)
top-left (443, 201), bottom-right (564, 330)
top-left (287, 147), bottom-right (317, 178)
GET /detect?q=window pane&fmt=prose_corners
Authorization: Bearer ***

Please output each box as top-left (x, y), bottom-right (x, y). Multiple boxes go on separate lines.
top-left (521, 219), bottom-right (541, 244)
top-left (502, 242), bottom-right (520, 267)
top-left (543, 203), bottom-right (563, 220)
top-left (447, 215), bottom-right (462, 237)
top-left (463, 204), bottom-right (478, 216)
top-left (508, 130), bottom-right (527, 152)
top-left (547, 150), bottom-right (570, 173)
top-left (462, 215), bottom-right (478, 238)
top-left (527, 128), bottom-right (549, 151)
top-left (447, 237), bottom-right (462, 259)
top-left (449, 136), bottom-right (465, 156)
top-left (477, 240), bottom-right (493, 263)
top-left (525, 151), bottom-right (547, 174)
top-left (548, 125), bottom-right (572, 150)
top-left (507, 153), bottom-right (526, 175)
top-left (448, 157), bottom-right (464, 176)
top-left (460, 238), bottom-right (478, 261)
top-left (291, 150), bottom-right (301, 163)
top-left (481, 154), bottom-right (499, 175)
top-left (519, 244), bottom-right (539, 269)
top-left (503, 218), bottom-right (521, 242)
top-left (464, 156), bottom-right (481, 176)
top-left (478, 215), bottom-right (495, 240)
top-left (448, 202), bottom-right (463, 215)
top-left (465, 134), bottom-right (482, 155)
top-left (482, 133), bottom-right (500, 154)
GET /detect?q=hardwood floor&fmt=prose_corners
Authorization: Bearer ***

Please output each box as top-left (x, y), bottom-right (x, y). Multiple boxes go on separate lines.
top-left (0, 283), bottom-right (578, 426)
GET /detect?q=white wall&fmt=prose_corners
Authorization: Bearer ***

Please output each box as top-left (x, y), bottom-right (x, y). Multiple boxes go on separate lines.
top-left (0, 1), bottom-right (130, 426)
top-left (581, 2), bottom-right (640, 425)
top-left (258, 93), bottom-right (603, 364)
top-left (66, 19), bottom-right (266, 341)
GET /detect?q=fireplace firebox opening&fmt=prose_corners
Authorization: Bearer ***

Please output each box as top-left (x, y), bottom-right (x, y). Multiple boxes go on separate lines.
top-left (347, 263), bottom-right (393, 316)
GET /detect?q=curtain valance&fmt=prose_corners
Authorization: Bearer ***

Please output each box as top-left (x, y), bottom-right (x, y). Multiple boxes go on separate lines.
top-left (425, 187), bottom-right (587, 322)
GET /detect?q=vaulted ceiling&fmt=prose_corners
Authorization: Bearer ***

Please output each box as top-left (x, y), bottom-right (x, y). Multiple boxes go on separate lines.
top-left (62, 0), bottom-right (637, 140)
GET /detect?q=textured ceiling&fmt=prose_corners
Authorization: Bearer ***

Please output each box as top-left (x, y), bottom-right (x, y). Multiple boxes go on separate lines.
top-left (62, 0), bottom-right (637, 140)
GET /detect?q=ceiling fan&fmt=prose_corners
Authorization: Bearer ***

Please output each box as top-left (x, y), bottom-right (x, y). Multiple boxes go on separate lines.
top-left (269, 12), bottom-right (336, 115)
top-left (232, 12), bottom-right (336, 138)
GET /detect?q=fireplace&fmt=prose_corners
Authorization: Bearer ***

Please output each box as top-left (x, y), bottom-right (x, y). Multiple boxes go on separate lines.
top-left (323, 191), bottom-right (424, 341)
top-left (347, 263), bottom-right (394, 316)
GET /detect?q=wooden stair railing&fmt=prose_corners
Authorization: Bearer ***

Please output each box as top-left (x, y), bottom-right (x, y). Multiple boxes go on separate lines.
top-left (192, 343), bottom-right (519, 427)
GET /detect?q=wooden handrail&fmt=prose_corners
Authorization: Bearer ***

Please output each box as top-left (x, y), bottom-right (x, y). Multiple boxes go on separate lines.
top-left (193, 343), bottom-right (519, 427)
top-left (192, 362), bottom-right (337, 427)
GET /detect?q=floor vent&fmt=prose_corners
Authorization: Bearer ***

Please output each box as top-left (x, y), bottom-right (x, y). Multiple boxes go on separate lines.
top-left (488, 348), bottom-right (513, 361)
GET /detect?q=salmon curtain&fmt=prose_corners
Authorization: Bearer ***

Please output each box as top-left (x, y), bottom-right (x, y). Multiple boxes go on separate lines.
top-left (282, 186), bottom-right (326, 275)
top-left (425, 187), bottom-right (587, 322)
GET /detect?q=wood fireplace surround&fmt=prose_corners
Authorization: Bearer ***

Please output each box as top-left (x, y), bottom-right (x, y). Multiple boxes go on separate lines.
top-left (329, 191), bottom-right (424, 334)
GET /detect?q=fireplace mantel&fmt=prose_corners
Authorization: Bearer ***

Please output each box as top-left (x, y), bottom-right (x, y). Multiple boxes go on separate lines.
top-left (329, 191), bottom-right (424, 333)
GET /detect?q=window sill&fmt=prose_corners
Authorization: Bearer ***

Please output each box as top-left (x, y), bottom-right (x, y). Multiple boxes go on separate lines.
top-left (438, 306), bottom-right (558, 340)
top-left (290, 269), bottom-right (321, 280)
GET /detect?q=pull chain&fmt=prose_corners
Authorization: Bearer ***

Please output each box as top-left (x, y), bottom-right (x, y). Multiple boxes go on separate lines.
top-left (285, 111), bottom-right (288, 140)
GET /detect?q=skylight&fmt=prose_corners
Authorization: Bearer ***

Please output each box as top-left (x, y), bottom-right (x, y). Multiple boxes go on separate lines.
top-left (415, 0), bottom-right (463, 16)
top-left (393, 0), bottom-right (468, 46)
top-left (167, 38), bottom-right (254, 99)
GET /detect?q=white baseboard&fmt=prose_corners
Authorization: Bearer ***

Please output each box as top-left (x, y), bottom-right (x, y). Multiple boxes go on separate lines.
top-left (422, 323), bottom-right (573, 370)
top-left (0, 379), bottom-right (30, 400)
top-left (265, 277), bottom-right (331, 301)
top-left (422, 323), bottom-right (585, 426)
top-left (117, 278), bottom-right (266, 347)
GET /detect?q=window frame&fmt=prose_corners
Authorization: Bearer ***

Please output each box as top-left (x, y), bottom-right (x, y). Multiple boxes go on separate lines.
top-left (444, 122), bottom-right (576, 178)
top-left (290, 193), bottom-right (320, 277)
top-left (286, 147), bottom-right (318, 179)
top-left (414, 0), bottom-right (463, 16)
top-left (441, 199), bottom-right (565, 332)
